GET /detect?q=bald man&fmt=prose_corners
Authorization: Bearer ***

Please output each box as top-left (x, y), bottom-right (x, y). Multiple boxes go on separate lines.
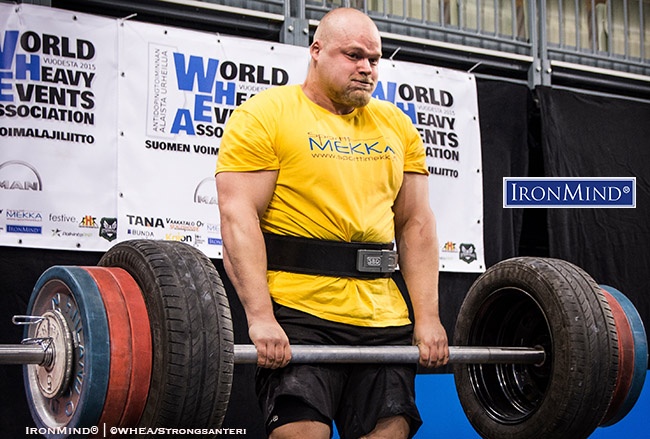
top-left (216, 8), bottom-right (448, 439)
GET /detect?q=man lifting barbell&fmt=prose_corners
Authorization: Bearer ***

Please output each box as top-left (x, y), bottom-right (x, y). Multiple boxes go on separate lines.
top-left (3, 7), bottom-right (645, 439)
top-left (215, 7), bottom-right (449, 439)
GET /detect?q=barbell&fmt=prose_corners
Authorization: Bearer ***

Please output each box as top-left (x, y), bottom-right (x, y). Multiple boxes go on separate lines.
top-left (1, 239), bottom-right (647, 439)
top-left (2, 342), bottom-right (546, 367)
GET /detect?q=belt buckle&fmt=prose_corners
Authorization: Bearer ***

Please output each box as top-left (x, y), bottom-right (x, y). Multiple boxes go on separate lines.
top-left (356, 249), bottom-right (398, 274)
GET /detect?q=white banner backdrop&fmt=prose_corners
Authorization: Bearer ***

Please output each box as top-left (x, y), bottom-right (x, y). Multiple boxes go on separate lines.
top-left (373, 62), bottom-right (485, 272)
top-left (117, 20), bottom-right (308, 260)
top-left (0, 3), bottom-right (119, 250)
top-left (0, 3), bottom-right (485, 272)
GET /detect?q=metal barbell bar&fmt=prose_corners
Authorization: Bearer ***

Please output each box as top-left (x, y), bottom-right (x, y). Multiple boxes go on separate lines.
top-left (0, 343), bottom-right (52, 366)
top-left (234, 344), bottom-right (546, 365)
top-left (0, 338), bottom-right (546, 366)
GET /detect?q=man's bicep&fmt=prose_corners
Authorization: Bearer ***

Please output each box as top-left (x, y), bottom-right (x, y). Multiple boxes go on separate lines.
top-left (394, 172), bottom-right (433, 229)
top-left (216, 170), bottom-right (278, 220)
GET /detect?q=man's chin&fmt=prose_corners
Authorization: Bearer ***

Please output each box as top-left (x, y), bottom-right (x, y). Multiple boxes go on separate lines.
top-left (347, 91), bottom-right (372, 108)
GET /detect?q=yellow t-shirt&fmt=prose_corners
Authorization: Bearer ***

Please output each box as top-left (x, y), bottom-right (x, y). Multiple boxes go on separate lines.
top-left (216, 84), bottom-right (427, 327)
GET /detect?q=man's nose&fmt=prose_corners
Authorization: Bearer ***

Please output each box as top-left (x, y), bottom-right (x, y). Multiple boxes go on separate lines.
top-left (357, 58), bottom-right (372, 73)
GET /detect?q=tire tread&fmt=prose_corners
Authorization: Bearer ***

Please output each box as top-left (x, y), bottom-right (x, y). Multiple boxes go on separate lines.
top-left (99, 240), bottom-right (234, 438)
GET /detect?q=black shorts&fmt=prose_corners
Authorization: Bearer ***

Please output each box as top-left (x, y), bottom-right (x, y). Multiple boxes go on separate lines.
top-left (255, 303), bottom-right (422, 439)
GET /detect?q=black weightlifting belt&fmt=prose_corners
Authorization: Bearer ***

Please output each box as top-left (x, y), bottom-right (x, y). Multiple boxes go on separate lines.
top-left (263, 233), bottom-right (398, 279)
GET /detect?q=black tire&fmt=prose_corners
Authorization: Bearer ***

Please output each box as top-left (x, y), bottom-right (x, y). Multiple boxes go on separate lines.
top-left (453, 257), bottom-right (618, 439)
top-left (99, 240), bottom-right (234, 436)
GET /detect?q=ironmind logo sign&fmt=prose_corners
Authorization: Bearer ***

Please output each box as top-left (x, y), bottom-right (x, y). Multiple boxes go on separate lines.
top-left (503, 177), bottom-right (636, 208)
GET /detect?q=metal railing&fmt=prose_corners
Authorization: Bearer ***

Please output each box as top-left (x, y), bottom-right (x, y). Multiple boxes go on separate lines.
top-left (38, 0), bottom-right (650, 95)
top-left (546, 0), bottom-right (647, 60)
top-left (199, 0), bottom-right (648, 59)
top-left (544, 0), bottom-right (649, 75)
top-left (301, 0), bottom-right (650, 88)
top-left (305, 0), bottom-right (648, 65)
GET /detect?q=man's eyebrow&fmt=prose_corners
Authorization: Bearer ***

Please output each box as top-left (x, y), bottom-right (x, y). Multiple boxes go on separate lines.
top-left (342, 45), bottom-right (382, 58)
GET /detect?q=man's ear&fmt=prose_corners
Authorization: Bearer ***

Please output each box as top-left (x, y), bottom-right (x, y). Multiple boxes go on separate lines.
top-left (310, 40), bottom-right (321, 59)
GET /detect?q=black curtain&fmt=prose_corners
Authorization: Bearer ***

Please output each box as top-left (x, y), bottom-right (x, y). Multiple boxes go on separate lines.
top-left (537, 86), bottom-right (650, 349)
top-left (476, 79), bottom-right (531, 267)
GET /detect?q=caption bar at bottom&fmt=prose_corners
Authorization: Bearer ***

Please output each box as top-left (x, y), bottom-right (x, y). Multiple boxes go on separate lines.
top-left (26, 426), bottom-right (248, 436)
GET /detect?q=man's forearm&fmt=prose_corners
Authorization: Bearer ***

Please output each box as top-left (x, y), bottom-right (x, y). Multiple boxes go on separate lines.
top-left (221, 220), bottom-right (275, 323)
top-left (397, 220), bottom-right (441, 322)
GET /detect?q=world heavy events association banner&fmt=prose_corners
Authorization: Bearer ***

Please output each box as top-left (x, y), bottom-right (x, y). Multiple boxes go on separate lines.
top-left (0, 4), bottom-right (119, 250)
top-left (116, 21), bottom-right (308, 258)
top-left (373, 62), bottom-right (485, 272)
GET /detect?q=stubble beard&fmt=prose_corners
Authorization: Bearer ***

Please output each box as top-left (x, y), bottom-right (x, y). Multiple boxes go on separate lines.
top-left (347, 90), bottom-right (372, 108)
top-left (338, 84), bottom-right (373, 108)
